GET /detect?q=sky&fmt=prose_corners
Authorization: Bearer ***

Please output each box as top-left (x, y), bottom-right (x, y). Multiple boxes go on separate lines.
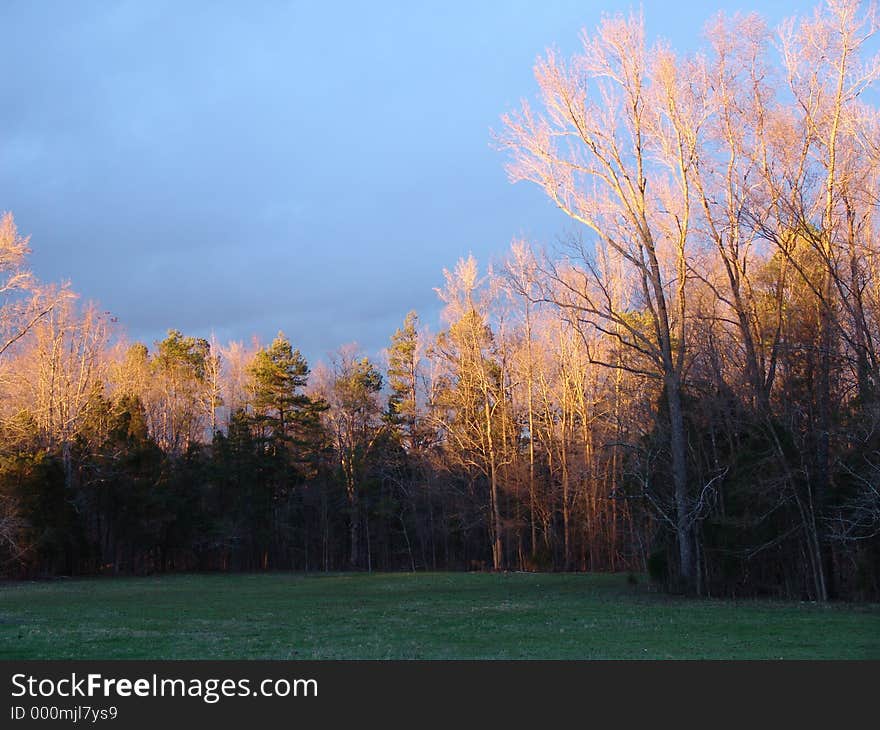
top-left (0, 0), bottom-right (807, 366)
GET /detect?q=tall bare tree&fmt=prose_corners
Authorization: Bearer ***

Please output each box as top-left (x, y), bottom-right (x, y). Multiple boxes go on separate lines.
top-left (500, 12), bottom-right (701, 590)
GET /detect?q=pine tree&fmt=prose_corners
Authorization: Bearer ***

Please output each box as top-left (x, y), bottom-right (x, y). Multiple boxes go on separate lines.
top-left (386, 311), bottom-right (420, 446)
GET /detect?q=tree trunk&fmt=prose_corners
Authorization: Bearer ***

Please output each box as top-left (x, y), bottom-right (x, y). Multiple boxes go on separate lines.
top-left (667, 374), bottom-right (696, 593)
top-left (347, 477), bottom-right (360, 569)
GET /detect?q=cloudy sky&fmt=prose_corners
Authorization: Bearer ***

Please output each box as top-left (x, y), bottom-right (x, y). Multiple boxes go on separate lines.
top-left (0, 0), bottom-right (802, 365)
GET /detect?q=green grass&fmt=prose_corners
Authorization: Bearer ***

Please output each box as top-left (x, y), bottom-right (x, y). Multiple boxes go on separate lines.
top-left (1, 572), bottom-right (877, 659)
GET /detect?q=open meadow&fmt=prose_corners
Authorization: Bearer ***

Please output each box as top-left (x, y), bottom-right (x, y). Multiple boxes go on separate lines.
top-left (1, 573), bottom-right (877, 660)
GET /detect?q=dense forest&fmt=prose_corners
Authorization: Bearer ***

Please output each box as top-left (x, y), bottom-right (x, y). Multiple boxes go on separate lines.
top-left (2, 1), bottom-right (880, 600)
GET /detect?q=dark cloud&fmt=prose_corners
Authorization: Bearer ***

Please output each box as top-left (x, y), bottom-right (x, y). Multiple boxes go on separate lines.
top-left (0, 0), bottom-right (801, 366)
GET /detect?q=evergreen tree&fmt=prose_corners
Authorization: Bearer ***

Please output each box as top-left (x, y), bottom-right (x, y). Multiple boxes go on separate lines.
top-left (387, 311), bottom-right (420, 444)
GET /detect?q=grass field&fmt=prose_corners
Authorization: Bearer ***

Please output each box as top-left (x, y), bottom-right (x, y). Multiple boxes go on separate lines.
top-left (1, 572), bottom-right (878, 659)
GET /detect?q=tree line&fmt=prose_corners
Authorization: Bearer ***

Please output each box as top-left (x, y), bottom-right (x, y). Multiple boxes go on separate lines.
top-left (2, 1), bottom-right (880, 600)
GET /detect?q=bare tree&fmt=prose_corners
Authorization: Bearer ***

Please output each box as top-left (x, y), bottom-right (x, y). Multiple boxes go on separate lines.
top-left (0, 213), bottom-right (65, 360)
top-left (500, 12), bottom-right (701, 590)
top-left (431, 256), bottom-right (511, 570)
top-left (316, 345), bottom-right (385, 570)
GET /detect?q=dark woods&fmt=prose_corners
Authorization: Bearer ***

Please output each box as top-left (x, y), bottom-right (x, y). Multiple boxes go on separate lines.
top-left (2, 289), bottom-right (879, 601)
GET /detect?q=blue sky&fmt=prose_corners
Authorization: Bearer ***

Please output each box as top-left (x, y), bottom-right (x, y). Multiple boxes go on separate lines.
top-left (0, 0), bottom-right (806, 366)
